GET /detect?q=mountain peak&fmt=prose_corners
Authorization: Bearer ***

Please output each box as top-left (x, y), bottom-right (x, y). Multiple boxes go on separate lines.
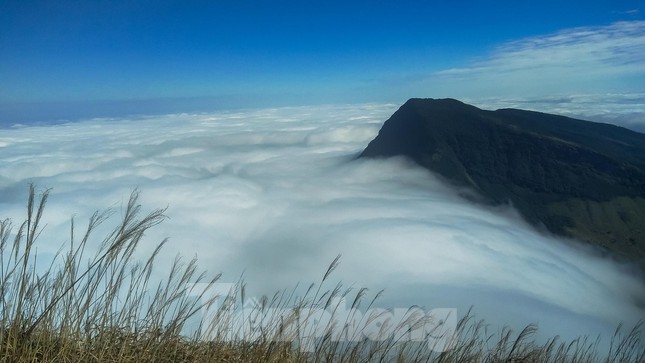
top-left (404, 97), bottom-right (481, 112)
top-left (361, 98), bottom-right (645, 267)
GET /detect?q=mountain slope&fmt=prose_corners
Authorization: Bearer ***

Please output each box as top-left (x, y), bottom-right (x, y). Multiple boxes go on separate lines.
top-left (360, 98), bottom-right (645, 265)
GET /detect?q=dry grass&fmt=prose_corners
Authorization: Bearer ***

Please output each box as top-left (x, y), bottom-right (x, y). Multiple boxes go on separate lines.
top-left (1, 185), bottom-right (643, 362)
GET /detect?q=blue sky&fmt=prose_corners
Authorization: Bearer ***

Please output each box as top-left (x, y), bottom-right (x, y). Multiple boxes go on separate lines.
top-left (1, 0), bottom-right (643, 121)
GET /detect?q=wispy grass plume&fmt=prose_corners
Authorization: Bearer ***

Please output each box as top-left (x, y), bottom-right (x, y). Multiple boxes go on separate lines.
top-left (0, 186), bottom-right (643, 362)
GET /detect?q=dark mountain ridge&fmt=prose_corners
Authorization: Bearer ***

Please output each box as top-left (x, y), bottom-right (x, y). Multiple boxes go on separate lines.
top-left (360, 98), bottom-right (645, 266)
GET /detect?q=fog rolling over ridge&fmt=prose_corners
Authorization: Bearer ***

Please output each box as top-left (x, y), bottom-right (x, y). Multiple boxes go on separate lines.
top-left (0, 103), bottom-right (643, 344)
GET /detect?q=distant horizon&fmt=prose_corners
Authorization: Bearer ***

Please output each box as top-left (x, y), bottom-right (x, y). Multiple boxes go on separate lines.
top-left (3, 93), bottom-right (645, 135)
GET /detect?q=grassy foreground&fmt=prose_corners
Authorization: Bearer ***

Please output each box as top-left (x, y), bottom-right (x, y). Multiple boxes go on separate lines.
top-left (1, 186), bottom-right (643, 362)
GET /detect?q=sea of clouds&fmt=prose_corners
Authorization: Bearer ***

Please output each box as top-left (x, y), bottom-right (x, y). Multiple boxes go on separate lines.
top-left (1, 102), bottom-right (644, 345)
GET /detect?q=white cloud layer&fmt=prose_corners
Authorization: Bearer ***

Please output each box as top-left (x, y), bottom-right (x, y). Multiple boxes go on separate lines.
top-left (429, 21), bottom-right (645, 98)
top-left (0, 103), bottom-right (643, 345)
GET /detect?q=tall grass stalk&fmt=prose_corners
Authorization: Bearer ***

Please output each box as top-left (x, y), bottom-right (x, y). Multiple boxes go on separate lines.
top-left (0, 186), bottom-right (643, 362)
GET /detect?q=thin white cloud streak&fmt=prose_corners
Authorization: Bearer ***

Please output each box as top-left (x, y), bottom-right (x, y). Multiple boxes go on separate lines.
top-left (0, 103), bottom-right (643, 345)
top-left (429, 21), bottom-right (645, 96)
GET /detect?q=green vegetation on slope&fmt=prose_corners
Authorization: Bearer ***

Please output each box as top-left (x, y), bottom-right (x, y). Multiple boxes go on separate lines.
top-left (548, 197), bottom-right (645, 259)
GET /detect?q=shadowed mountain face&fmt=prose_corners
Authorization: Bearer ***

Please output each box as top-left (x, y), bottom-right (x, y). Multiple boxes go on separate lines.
top-left (361, 98), bottom-right (645, 266)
